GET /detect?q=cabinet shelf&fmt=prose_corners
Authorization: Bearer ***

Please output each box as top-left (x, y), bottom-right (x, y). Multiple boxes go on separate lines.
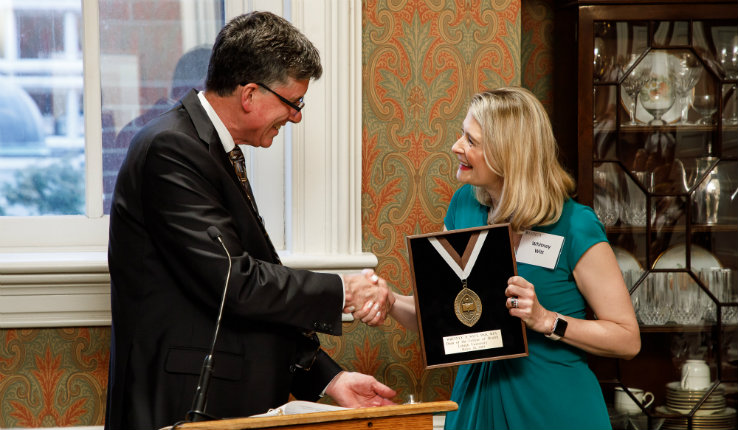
top-left (617, 124), bottom-right (717, 133)
top-left (593, 124), bottom-right (738, 134)
top-left (605, 224), bottom-right (738, 234)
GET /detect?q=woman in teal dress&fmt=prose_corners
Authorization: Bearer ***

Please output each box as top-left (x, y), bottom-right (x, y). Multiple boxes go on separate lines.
top-left (354, 87), bottom-right (641, 429)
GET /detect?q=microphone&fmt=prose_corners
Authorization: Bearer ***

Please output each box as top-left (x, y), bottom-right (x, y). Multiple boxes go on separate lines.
top-left (186, 226), bottom-right (232, 422)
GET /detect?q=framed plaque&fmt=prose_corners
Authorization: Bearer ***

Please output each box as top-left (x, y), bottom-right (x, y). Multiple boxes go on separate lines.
top-left (407, 224), bottom-right (528, 369)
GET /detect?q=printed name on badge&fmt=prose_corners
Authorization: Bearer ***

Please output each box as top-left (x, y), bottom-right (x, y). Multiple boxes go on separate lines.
top-left (516, 230), bottom-right (564, 270)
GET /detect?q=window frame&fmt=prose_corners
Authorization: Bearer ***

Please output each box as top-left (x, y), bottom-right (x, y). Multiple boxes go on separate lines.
top-left (0, 0), bottom-right (373, 328)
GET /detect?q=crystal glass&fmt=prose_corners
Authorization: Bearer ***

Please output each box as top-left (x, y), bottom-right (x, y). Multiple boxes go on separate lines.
top-left (669, 53), bottom-right (702, 124)
top-left (723, 84), bottom-right (738, 126)
top-left (706, 268), bottom-right (738, 324)
top-left (593, 37), bottom-right (607, 125)
top-left (693, 158), bottom-right (720, 225)
top-left (638, 51), bottom-right (676, 126)
top-left (619, 55), bottom-right (652, 125)
top-left (640, 74), bottom-right (676, 125)
top-left (700, 267), bottom-right (722, 322)
top-left (717, 46), bottom-right (738, 79)
top-left (717, 269), bottom-right (738, 324)
top-left (594, 37), bottom-right (608, 82)
top-left (622, 171), bottom-right (653, 226)
top-left (716, 30), bottom-right (738, 125)
top-left (638, 273), bottom-right (674, 325)
top-left (671, 273), bottom-right (705, 325)
top-left (593, 168), bottom-right (620, 226)
top-left (692, 93), bottom-right (718, 124)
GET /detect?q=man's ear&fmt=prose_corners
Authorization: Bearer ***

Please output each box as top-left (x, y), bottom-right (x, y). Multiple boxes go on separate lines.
top-left (240, 83), bottom-right (258, 113)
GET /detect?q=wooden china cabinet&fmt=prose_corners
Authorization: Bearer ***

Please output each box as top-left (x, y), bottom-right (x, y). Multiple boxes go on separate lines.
top-left (552, 1), bottom-right (737, 429)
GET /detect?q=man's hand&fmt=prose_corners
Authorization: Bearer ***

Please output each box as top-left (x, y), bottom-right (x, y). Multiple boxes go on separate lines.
top-left (325, 371), bottom-right (396, 408)
top-left (343, 270), bottom-right (394, 326)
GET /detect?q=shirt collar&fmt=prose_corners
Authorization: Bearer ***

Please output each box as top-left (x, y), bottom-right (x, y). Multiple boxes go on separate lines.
top-left (197, 90), bottom-right (235, 153)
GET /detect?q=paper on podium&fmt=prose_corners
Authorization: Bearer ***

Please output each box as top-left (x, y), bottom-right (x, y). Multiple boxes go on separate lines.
top-left (250, 400), bottom-right (348, 417)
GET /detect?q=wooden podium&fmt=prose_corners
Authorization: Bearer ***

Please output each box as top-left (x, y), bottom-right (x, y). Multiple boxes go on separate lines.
top-left (165, 401), bottom-right (457, 430)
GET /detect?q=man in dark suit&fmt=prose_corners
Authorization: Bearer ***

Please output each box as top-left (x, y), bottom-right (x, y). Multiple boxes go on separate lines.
top-left (105, 11), bottom-right (396, 430)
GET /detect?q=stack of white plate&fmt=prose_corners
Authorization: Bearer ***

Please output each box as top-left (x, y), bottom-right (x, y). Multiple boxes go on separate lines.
top-left (664, 382), bottom-right (726, 415)
top-left (658, 382), bottom-right (736, 430)
top-left (658, 406), bottom-right (736, 430)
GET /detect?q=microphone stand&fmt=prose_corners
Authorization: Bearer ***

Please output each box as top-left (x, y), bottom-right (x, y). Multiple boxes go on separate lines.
top-left (186, 226), bottom-right (231, 422)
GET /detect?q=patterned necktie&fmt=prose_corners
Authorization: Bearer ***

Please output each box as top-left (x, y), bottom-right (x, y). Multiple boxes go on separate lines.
top-left (227, 145), bottom-right (281, 264)
top-left (228, 145), bottom-right (259, 211)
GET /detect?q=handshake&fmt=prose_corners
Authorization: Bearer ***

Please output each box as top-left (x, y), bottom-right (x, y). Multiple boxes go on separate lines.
top-left (342, 269), bottom-right (396, 327)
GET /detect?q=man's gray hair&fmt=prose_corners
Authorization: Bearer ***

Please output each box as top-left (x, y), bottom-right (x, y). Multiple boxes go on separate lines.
top-left (206, 11), bottom-right (322, 96)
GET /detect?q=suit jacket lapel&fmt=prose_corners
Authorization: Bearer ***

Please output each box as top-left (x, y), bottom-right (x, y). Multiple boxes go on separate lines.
top-left (180, 90), bottom-right (253, 202)
top-left (180, 89), bottom-right (281, 264)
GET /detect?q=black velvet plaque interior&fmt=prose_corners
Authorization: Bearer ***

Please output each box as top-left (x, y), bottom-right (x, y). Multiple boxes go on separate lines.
top-left (407, 224), bottom-right (528, 369)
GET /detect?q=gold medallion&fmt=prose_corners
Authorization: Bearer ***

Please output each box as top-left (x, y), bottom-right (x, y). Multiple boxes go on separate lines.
top-left (454, 286), bottom-right (482, 327)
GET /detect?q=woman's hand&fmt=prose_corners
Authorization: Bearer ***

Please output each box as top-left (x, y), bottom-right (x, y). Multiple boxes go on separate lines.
top-left (504, 275), bottom-right (556, 334)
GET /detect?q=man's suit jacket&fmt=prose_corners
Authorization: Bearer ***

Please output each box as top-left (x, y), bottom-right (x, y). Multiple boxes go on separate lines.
top-left (105, 90), bottom-right (344, 430)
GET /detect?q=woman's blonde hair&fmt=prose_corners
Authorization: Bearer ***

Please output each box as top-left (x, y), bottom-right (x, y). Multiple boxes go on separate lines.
top-left (469, 87), bottom-right (575, 232)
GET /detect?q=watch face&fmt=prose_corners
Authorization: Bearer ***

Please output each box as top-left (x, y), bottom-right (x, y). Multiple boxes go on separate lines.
top-left (553, 318), bottom-right (568, 337)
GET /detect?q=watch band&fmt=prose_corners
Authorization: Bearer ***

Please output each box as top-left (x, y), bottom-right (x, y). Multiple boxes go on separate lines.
top-left (545, 313), bottom-right (567, 341)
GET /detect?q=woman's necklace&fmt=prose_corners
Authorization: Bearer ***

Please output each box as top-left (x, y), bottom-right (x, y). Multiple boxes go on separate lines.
top-left (428, 230), bottom-right (488, 327)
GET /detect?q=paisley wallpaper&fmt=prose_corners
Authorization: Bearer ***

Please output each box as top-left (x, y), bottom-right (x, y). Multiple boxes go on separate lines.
top-left (0, 0), bottom-right (554, 426)
top-left (0, 328), bottom-right (110, 427)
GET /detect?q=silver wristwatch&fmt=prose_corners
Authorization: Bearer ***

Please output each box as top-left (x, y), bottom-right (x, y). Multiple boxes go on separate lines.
top-left (545, 313), bottom-right (568, 341)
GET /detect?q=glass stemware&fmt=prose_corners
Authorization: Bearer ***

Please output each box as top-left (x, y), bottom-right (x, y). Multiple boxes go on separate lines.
top-left (692, 94), bottom-right (718, 124)
top-left (639, 52), bottom-right (676, 126)
top-left (623, 170), bottom-right (653, 226)
top-left (718, 269), bottom-right (738, 324)
top-left (638, 273), bottom-right (673, 325)
top-left (670, 53), bottom-right (702, 124)
top-left (723, 84), bottom-right (738, 126)
top-left (619, 55), bottom-right (652, 125)
top-left (716, 30), bottom-right (738, 125)
top-left (640, 77), bottom-right (676, 125)
top-left (594, 37), bottom-right (608, 82)
top-left (593, 37), bottom-right (608, 125)
top-left (716, 35), bottom-right (738, 79)
top-left (593, 168), bottom-right (620, 226)
top-left (692, 78), bottom-right (718, 125)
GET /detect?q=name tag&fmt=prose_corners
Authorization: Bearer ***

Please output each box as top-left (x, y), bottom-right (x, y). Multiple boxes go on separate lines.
top-left (516, 230), bottom-right (564, 270)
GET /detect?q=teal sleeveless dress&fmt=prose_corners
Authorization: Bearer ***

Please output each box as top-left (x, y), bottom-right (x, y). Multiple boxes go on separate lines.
top-left (443, 185), bottom-right (612, 430)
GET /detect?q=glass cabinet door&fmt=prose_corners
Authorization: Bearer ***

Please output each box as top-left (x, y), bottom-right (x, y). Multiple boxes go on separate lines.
top-left (589, 18), bottom-right (737, 427)
top-left (591, 19), bottom-right (737, 328)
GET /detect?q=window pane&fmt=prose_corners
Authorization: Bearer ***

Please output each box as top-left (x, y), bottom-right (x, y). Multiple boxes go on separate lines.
top-left (99, 0), bottom-right (224, 214)
top-left (0, 1), bottom-right (85, 216)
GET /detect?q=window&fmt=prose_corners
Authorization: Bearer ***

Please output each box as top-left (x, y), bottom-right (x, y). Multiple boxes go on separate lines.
top-left (0, 1), bottom-right (84, 216)
top-left (99, 2), bottom-right (224, 213)
top-left (0, 0), bottom-right (371, 328)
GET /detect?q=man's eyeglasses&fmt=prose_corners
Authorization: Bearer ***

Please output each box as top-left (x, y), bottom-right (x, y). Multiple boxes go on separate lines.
top-left (256, 82), bottom-right (305, 113)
